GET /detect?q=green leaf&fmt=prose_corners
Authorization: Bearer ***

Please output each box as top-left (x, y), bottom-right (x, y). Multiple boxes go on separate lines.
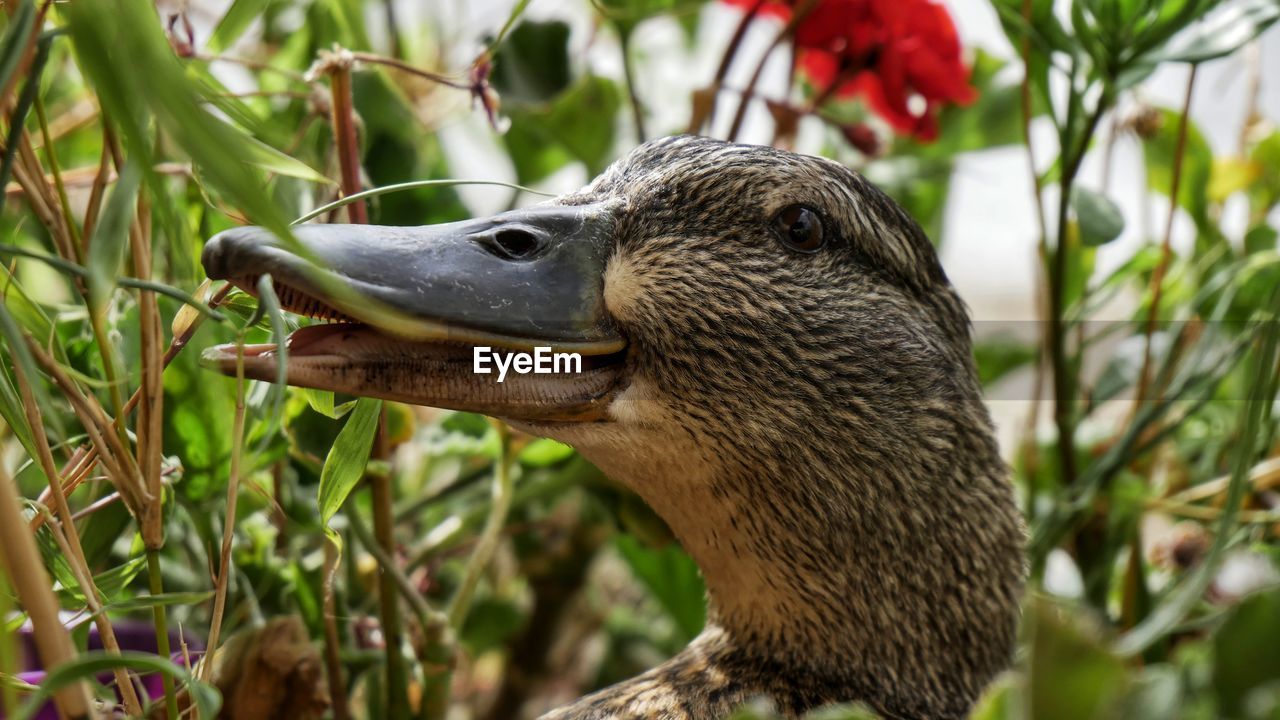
top-left (1151, 0), bottom-right (1280, 65)
top-left (0, 1), bottom-right (33, 96)
top-left (1244, 224), bottom-right (1278, 255)
top-left (1029, 599), bottom-right (1129, 720)
top-left (591, 0), bottom-right (707, 23)
top-left (12, 651), bottom-right (220, 720)
top-left (504, 75), bottom-right (621, 184)
top-left (615, 534), bottom-right (706, 642)
top-left (459, 597), bottom-right (524, 654)
top-left (86, 161), bottom-right (142, 318)
top-left (491, 20), bottom-right (572, 104)
top-left (208, 0), bottom-right (273, 52)
top-left (100, 591), bottom-right (216, 615)
top-left (65, 0), bottom-right (294, 240)
top-left (1073, 187), bottom-right (1126, 246)
top-left (253, 274), bottom-right (289, 448)
top-left (974, 336), bottom-right (1037, 388)
top-left (304, 388), bottom-right (339, 418)
top-left (54, 556), bottom-right (147, 606)
top-left (0, 7), bottom-right (42, 196)
top-left (1213, 587), bottom-right (1280, 716)
top-left (1248, 130), bottom-right (1280, 213)
top-left (244, 135), bottom-right (333, 185)
top-left (1208, 156), bottom-right (1261, 202)
top-left (519, 438), bottom-right (575, 467)
top-left (0, 299), bottom-right (57, 445)
top-left (317, 397), bottom-right (382, 525)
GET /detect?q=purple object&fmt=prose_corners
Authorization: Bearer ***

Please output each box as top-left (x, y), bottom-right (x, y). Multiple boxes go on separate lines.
top-left (1, 619), bottom-right (204, 719)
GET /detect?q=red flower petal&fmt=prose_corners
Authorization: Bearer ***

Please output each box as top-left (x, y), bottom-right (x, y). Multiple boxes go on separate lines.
top-left (736, 0), bottom-right (975, 142)
top-left (720, 0), bottom-right (794, 21)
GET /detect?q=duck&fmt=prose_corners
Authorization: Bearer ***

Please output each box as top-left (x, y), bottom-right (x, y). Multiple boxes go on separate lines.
top-left (200, 135), bottom-right (1026, 720)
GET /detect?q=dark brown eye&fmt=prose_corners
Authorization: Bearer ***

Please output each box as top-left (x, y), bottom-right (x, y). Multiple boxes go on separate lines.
top-left (773, 205), bottom-right (825, 253)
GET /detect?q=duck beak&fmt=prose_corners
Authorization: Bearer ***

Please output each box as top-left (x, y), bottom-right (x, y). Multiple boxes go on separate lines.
top-left (199, 203), bottom-right (626, 422)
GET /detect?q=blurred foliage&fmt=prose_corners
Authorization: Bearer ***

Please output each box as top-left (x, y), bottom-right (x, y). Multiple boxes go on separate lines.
top-left (0, 0), bottom-right (1277, 718)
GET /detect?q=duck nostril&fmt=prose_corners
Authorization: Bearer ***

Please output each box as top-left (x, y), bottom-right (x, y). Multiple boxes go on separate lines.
top-left (490, 228), bottom-right (542, 260)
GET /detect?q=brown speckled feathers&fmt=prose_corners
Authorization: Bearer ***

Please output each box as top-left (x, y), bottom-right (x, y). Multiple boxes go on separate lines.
top-left (525, 136), bottom-right (1025, 720)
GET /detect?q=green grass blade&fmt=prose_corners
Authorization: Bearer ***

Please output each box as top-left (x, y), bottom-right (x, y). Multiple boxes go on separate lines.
top-left (318, 397), bottom-right (382, 526)
top-left (0, 0), bottom-right (34, 98)
top-left (253, 274), bottom-right (289, 450)
top-left (12, 651), bottom-right (221, 720)
top-left (291, 179), bottom-right (553, 225)
top-left (0, 243), bottom-right (227, 323)
top-left (65, 0), bottom-right (294, 239)
top-left (208, 0), bottom-right (272, 52)
top-left (0, 22), bottom-right (49, 206)
top-left (86, 161), bottom-right (141, 318)
top-left (1114, 291), bottom-right (1280, 655)
top-left (0, 299), bottom-right (58, 444)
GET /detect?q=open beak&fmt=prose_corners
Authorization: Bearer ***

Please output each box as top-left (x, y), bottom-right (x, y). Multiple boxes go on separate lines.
top-left (200, 203), bottom-right (626, 422)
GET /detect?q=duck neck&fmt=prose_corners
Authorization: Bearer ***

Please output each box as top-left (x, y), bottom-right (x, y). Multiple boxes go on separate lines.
top-left (553, 407), bottom-right (1024, 719)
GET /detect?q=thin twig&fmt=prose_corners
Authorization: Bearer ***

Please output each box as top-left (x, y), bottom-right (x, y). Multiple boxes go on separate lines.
top-left (348, 510), bottom-right (452, 651)
top-left (11, 358), bottom-right (143, 715)
top-left (325, 52), bottom-right (368, 224)
top-left (725, 0), bottom-right (819, 142)
top-left (0, 463), bottom-right (96, 719)
top-left (348, 51), bottom-right (470, 91)
top-left (34, 96), bottom-right (82, 261)
top-left (200, 340), bottom-right (247, 683)
top-left (689, 0), bottom-right (766, 134)
top-left (322, 540), bottom-right (351, 720)
top-left (1019, 0), bottom-right (1049, 244)
top-left (1135, 67), bottom-right (1197, 407)
top-left (617, 29), bottom-right (647, 144)
top-left (27, 283), bottom-right (231, 530)
top-left (1163, 456), bottom-right (1280, 506)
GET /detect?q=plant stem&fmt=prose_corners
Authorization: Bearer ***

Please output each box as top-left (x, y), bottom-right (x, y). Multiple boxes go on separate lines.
top-left (147, 549), bottom-right (179, 720)
top-left (0, 463), bottom-right (95, 720)
top-left (327, 53), bottom-right (368, 224)
top-left (11, 357), bottom-right (143, 714)
top-left (1047, 97), bottom-right (1107, 491)
top-left (689, 0), bottom-right (765, 134)
top-left (0, 572), bottom-right (15, 716)
top-left (348, 510), bottom-right (454, 720)
top-left (371, 459), bottom-right (412, 718)
top-left (1018, 0), bottom-right (1049, 243)
top-left (1135, 66), bottom-right (1197, 407)
top-left (325, 49), bottom-right (411, 713)
top-left (33, 96), bottom-right (81, 262)
top-left (201, 339), bottom-right (247, 682)
top-left (725, 0), bottom-right (818, 142)
top-left (322, 540), bottom-right (351, 720)
top-left (617, 27), bottom-right (647, 145)
top-left (28, 283), bottom-right (231, 531)
top-left (348, 51), bottom-right (470, 90)
top-left (447, 422), bottom-right (515, 628)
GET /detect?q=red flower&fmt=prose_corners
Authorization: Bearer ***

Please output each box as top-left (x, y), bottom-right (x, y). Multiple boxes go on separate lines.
top-left (721, 0), bottom-right (976, 141)
top-left (721, 0), bottom-right (794, 21)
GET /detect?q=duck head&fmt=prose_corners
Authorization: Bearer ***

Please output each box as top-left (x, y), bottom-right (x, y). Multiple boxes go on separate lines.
top-left (202, 135), bottom-right (1024, 719)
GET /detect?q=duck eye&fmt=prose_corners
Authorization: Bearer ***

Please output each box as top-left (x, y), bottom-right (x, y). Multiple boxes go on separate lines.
top-left (773, 205), bottom-right (825, 253)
